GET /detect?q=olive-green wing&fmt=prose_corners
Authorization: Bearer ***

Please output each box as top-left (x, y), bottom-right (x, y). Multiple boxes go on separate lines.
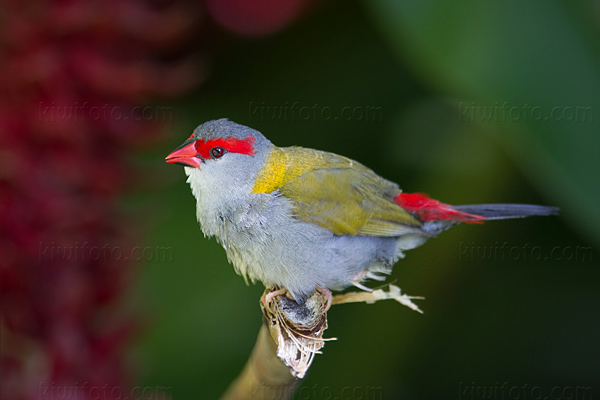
top-left (275, 148), bottom-right (422, 237)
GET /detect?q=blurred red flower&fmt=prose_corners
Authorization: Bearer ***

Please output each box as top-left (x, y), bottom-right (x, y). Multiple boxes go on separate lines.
top-left (0, 1), bottom-right (203, 398)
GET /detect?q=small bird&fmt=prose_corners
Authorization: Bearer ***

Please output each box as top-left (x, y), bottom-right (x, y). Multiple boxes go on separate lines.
top-left (166, 119), bottom-right (558, 309)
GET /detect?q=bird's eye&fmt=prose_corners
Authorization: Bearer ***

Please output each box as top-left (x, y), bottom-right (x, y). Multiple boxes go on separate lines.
top-left (210, 146), bottom-right (225, 159)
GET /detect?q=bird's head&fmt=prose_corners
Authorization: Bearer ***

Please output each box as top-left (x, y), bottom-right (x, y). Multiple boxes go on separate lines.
top-left (166, 119), bottom-right (273, 200)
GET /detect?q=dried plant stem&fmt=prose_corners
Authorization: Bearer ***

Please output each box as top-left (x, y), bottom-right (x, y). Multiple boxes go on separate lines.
top-left (220, 285), bottom-right (422, 399)
top-left (220, 324), bottom-right (300, 400)
top-left (332, 285), bottom-right (424, 313)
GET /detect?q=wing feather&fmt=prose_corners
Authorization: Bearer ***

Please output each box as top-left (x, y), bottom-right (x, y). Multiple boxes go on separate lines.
top-left (254, 147), bottom-right (422, 236)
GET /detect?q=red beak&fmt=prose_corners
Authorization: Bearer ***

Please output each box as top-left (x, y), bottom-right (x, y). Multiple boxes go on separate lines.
top-left (165, 139), bottom-right (202, 168)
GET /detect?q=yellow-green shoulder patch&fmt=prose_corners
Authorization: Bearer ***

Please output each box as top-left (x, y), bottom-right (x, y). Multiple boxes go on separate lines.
top-left (251, 148), bottom-right (288, 193)
top-left (252, 147), bottom-right (329, 194)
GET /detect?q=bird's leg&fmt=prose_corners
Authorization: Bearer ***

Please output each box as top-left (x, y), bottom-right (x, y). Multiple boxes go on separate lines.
top-left (261, 286), bottom-right (331, 312)
top-left (261, 287), bottom-right (290, 307)
top-left (316, 285), bottom-right (332, 312)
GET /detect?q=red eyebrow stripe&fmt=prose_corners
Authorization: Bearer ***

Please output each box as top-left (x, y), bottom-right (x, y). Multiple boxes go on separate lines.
top-left (194, 136), bottom-right (256, 159)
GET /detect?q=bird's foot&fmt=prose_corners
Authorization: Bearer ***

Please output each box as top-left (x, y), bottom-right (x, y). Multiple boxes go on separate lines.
top-left (261, 287), bottom-right (291, 307)
top-left (316, 285), bottom-right (332, 312)
top-left (260, 287), bottom-right (331, 378)
top-left (261, 286), bottom-right (332, 313)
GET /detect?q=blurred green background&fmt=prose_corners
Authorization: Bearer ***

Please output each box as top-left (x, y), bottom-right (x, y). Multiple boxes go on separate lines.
top-left (132, 0), bottom-right (600, 399)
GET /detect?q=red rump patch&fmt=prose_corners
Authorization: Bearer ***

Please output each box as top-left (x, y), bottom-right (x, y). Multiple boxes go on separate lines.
top-left (394, 192), bottom-right (486, 224)
top-left (194, 136), bottom-right (256, 159)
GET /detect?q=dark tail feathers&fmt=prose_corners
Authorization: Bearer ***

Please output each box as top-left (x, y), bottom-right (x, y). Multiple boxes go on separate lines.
top-left (453, 204), bottom-right (560, 220)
